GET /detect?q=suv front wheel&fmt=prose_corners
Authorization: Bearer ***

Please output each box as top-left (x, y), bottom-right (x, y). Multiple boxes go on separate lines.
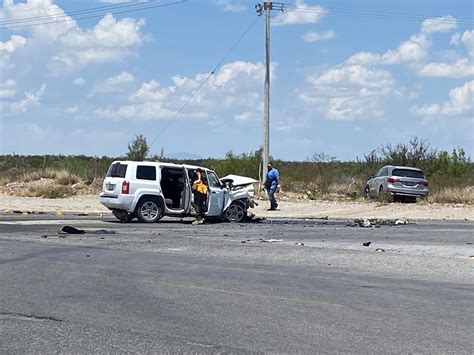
top-left (223, 201), bottom-right (247, 223)
top-left (136, 198), bottom-right (162, 223)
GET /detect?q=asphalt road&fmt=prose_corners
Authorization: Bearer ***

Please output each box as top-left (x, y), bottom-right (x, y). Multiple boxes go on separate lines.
top-left (1, 215), bottom-right (473, 353)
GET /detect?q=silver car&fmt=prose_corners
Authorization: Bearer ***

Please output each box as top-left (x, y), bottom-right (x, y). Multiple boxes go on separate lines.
top-left (364, 165), bottom-right (429, 201)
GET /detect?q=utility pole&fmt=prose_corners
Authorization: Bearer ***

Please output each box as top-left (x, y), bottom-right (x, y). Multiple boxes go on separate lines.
top-left (255, 2), bottom-right (284, 182)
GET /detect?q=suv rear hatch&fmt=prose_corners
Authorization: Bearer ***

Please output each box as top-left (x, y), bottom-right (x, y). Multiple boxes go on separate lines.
top-left (390, 168), bottom-right (428, 191)
top-left (102, 162), bottom-right (128, 197)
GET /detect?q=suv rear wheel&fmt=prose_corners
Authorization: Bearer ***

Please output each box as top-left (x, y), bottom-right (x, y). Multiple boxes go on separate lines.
top-left (112, 209), bottom-right (135, 223)
top-left (136, 198), bottom-right (162, 223)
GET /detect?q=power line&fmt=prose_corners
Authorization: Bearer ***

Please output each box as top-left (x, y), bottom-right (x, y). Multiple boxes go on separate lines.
top-left (149, 16), bottom-right (262, 149)
top-left (284, 5), bottom-right (473, 25)
top-left (0, 1), bottom-right (187, 30)
top-left (299, 1), bottom-right (473, 23)
top-left (0, 0), bottom-right (156, 25)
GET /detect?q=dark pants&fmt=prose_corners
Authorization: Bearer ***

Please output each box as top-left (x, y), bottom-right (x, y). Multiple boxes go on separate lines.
top-left (194, 191), bottom-right (207, 219)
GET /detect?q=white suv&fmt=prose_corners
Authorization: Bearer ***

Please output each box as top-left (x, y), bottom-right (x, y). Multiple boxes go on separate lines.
top-left (100, 161), bottom-right (256, 223)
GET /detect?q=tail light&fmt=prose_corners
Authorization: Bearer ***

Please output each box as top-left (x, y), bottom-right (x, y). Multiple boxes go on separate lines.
top-left (420, 181), bottom-right (429, 186)
top-left (387, 177), bottom-right (400, 183)
top-left (122, 180), bottom-right (130, 194)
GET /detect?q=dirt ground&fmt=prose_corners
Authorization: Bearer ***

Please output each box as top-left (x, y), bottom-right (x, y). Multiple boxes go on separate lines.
top-left (0, 193), bottom-right (473, 220)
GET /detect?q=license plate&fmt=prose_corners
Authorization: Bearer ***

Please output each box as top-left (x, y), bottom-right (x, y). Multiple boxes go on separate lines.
top-left (106, 183), bottom-right (116, 190)
top-left (404, 182), bottom-right (415, 186)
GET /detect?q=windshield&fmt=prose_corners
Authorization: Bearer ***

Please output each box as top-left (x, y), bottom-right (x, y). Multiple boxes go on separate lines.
top-left (392, 169), bottom-right (424, 179)
top-left (107, 163), bottom-right (127, 178)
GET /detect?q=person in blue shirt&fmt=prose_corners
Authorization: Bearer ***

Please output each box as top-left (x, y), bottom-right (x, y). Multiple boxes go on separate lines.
top-left (265, 162), bottom-right (280, 210)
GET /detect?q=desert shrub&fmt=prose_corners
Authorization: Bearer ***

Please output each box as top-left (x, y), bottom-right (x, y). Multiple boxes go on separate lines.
top-left (26, 184), bottom-right (76, 198)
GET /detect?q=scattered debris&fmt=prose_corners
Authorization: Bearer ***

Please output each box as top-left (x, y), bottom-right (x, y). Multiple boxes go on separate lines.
top-left (375, 248), bottom-right (385, 252)
top-left (59, 226), bottom-right (85, 234)
top-left (55, 210), bottom-right (63, 217)
top-left (58, 225), bottom-right (116, 235)
top-left (40, 235), bottom-right (48, 238)
top-left (259, 238), bottom-right (283, 243)
top-left (77, 212), bottom-right (89, 216)
top-left (362, 242), bottom-right (371, 246)
top-left (347, 218), bottom-right (410, 228)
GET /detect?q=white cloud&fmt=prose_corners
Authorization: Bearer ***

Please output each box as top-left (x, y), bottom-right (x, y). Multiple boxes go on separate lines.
top-left (95, 61), bottom-right (271, 121)
top-left (1, 0), bottom-right (76, 40)
top-left (273, 1), bottom-right (326, 26)
top-left (214, 0), bottom-right (246, 12)
top-left (302, 30), bottom-right (334, 42)
top-left (234, 111), bottom-right (260, 124)
top-left (0, 35), bottom-right (26, 53)
top-left (3, 83), bottom-right (46, 116)
top-left (411, 81), bottom-right (473, 117)
top-left (348, 34), bottom-right (430, 66)
top-left (421, 16), bottom-right (457, 34)
top-left (92, 71), bottom-right (135, 93)
top-left (50, 14), bottom-right (144, 73)
top-left (73, 77), bottom-right (86, 86)
top-left (299, 65), bottom-right (395, 120)
top-left (382, 34), bottom-right (429, 64)
top-left (418, 58), bottom-right (474, 78)
top-left (0, 1), bottom-right (145, 75)
top-left (450, 32), bottom-right (461, 46)
top-left (460, 30), bottom-right (474, 57)
top-left (0, 79), bottom-right (17, 98)
top-left (66, 106), bottom-right (78, 114)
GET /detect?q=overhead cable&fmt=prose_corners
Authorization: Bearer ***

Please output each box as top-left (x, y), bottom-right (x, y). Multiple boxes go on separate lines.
top-left (0, 1), bottom-right (187, 30)
top-left (149, 15), bottom-right (262, 148)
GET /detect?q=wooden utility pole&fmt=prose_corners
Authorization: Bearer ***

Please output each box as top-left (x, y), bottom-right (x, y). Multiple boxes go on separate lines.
top-left (256, 2), bottom-right (284, 181)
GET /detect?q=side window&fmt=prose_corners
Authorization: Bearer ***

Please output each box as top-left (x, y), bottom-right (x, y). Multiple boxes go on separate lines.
top-left (207, 171), bottom-right (221, 188)
top-left (136, 166), bottom-right (156, 181)
top-left (381, 167), bottom-right (389, 176)
top-left (376, 168), bottom-right (383, 177)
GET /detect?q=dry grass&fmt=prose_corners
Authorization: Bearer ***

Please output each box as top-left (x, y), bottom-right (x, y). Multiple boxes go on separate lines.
top-left (429, 187), bottom-right (474, 204)
top-left (25, 184), bottom-right (76, 198)
top-left (21, 169), bottom-right (79, 185)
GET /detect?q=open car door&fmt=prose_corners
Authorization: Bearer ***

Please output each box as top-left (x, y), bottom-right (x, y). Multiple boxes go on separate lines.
top-left (205, 170), bottom-right (226, 217)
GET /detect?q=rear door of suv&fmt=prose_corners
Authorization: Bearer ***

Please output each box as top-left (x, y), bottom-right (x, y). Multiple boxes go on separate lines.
top-left (102, 162), bottom-right (129, 197)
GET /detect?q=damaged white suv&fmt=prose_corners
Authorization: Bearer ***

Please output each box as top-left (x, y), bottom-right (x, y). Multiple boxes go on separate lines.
top-left (100, 161), bottom-right (257, 223)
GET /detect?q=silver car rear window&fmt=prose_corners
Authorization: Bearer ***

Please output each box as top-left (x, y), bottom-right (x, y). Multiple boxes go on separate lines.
top-left (107, 163), bottom-right (127, 178)
top-left (392, 169), bottom-right (424, 179)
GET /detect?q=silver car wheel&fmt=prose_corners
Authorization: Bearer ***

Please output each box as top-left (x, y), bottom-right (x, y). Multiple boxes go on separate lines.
top-left (137, 200), bottom-right (161, 223)
top-left (224, 203), bottom-right (246, 223)
top-left (364, 186), bottom-right (370, 199)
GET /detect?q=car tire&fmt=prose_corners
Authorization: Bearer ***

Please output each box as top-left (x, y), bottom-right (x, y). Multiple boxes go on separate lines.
top-left (223, 201), bottom-right (247, 223)
top-left (363, 186), bottom-right (370, 199)
top-left (112, 209), bottom-right (134, 223)
top-left (136, 198), bottom-right (162, 223)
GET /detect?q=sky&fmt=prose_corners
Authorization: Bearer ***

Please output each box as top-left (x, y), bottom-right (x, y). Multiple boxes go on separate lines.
top-left (0, 0), bottom-right (473, 161)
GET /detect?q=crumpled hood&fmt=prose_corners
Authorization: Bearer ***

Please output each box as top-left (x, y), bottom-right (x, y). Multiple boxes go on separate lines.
top-left (220, 174), bottom-right (259, 187)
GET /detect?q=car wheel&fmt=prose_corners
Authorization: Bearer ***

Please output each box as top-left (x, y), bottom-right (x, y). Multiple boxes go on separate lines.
top-left (223, 202), bottom-right (247, 223)
top-left (136, 198), bottom-right (162, 223)
top-left (363, 186), bottom-right (370, 199)
top-left (112, 209), bottom-right (134, 223)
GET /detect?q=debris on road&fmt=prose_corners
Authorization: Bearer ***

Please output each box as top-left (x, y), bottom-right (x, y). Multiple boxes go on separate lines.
top-left (295, 242), bottom-right (305, 246)
top-left (259, 238), bottom-right (283, 243)
top-left (346, 218), bottom-right (410, 228)
top-left (58, 225), bottom-right (116, 235)
top-left (59, 226), bottom-right (85, 234)
top-left (362, 242), bottom-right (371, 246)
top-left (375, 248), bottom-right (386, 252)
